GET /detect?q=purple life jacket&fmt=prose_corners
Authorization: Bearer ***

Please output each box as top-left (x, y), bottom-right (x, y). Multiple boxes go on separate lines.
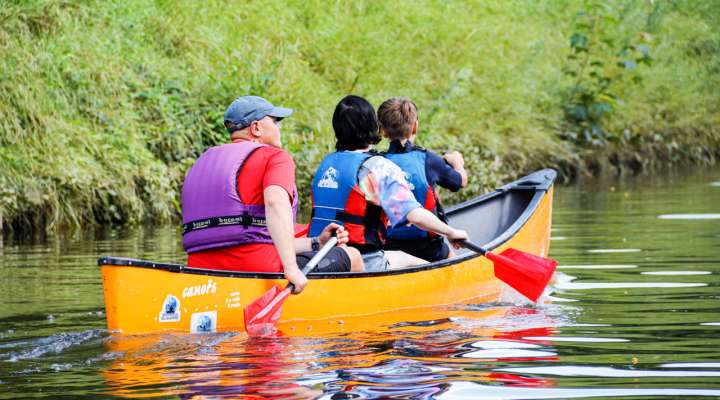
top-left (181, 141), bottom-right (298, 253)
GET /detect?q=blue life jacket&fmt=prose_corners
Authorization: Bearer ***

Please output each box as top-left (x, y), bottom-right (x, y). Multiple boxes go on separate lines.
top-left (309, 151), bottom-right (385, 252)
top-left (384, 147), bottom-right (439, 240)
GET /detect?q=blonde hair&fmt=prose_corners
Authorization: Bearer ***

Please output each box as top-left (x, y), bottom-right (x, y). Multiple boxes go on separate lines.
top-left (377, 97), bottom-right (417, 141)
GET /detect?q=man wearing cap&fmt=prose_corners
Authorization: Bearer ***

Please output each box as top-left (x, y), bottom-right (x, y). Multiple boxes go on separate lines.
top-left (181, 96), bottom-right (363, 293)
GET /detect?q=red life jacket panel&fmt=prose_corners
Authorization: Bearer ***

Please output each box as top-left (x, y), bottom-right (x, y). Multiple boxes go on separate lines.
top-left (308, 151), bottom-right (386, 252)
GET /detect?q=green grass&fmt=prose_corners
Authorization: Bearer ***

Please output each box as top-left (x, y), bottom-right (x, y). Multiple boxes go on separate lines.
top-left (1, 0), bottom-right (718, 232)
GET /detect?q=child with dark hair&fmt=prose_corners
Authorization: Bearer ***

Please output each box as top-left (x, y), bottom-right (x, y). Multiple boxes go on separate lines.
top-left (308, 95), bottom-right (468, 271)
top-left (378, 96), bottom-right (468, 261)
top-left (332, 95), bottom-right (382, 151)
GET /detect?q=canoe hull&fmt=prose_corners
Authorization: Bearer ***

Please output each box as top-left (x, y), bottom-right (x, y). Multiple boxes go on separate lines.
top-left (100, 170), bottom-right (555, 335)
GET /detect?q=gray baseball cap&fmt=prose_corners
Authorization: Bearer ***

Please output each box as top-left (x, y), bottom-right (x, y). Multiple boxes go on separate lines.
top-left (223, 95), bottom-right (293, 133)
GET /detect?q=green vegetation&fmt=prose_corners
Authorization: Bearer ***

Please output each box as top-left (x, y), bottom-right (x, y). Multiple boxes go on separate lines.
top-left (1, 0), bottom-right (718, 233)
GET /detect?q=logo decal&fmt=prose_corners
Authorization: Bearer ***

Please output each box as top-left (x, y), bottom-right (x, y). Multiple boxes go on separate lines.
top-left (190, 311), bottom-right (217, 333)
top-left (318, 167), bottom-right (339, 189)
top-left (225, 291), bottom-right (241, 309)
top-left (403, 172), bottom-right (415, 190)
top-left (159, 295), bottom-right (181, 322)
top-left (182, 279), bottom-right (217, 298)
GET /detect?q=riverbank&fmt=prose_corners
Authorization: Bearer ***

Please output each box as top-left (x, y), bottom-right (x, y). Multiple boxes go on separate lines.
top-left (1, 0), bottom-right (718, 233)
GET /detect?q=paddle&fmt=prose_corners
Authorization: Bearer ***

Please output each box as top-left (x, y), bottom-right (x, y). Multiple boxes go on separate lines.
top-left (244, 236), bottom-right (339, 337)
top-left (461, 241), bottom-right (557, 302)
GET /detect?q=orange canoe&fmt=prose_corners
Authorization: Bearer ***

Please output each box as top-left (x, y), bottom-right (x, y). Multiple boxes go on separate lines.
top-left (99, 169), bottom-right (556, 335)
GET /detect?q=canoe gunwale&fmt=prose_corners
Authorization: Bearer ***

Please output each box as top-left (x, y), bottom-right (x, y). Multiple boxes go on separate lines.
top-left (98, 169), bottom-right (556, 280)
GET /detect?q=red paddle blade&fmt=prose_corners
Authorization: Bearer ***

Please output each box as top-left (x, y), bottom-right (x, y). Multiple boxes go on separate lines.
top-left (486, 248), bottom-right (558, 302)
top-left (244, 285), bottom-right (292, 336)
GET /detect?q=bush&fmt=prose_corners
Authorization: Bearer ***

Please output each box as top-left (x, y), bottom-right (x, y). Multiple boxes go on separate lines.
top-left (0, 0), bottom-right (718, 233)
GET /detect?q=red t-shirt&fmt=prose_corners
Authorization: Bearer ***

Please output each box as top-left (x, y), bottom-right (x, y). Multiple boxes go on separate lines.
top-left (187, 146), bottom-right (296, 272)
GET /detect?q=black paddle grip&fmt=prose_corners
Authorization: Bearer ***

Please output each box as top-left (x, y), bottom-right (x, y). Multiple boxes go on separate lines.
top-left (461, 240), bottom-right (488, 256)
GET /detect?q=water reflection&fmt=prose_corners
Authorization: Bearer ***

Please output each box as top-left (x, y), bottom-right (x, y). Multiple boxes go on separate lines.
top-left (102, 308), bottom-right (563, 398)
top-left (2, 167), bottom-right (720, 398)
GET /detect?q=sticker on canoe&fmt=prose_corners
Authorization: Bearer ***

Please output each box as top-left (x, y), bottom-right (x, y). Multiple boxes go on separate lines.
top-left (159, 295), bottom-right (181, 323)
top-left (225, 292), bottom-right (241, 309)
top-left (190, 311), bottom-right (217, 333)
top-left (182, 279), bottom-right (217, 298)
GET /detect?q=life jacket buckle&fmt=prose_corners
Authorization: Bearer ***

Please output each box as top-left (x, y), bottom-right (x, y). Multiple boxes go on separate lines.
top-left (241, 212), bottom-right (252, 228)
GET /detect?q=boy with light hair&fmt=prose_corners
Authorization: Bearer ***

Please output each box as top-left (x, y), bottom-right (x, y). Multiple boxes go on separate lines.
top-left (378, 97), bottom-right (468, 261)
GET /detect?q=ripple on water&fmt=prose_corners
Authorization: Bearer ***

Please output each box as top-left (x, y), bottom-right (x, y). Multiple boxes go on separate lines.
top-left (438, 381), bottom-right (720, 399)
top-left (661, 363), bottom-right (720, 368)
top-left (558, 264), bottom-right (638, 269)
top-left (522, 336), bottom-right (628, 343)
top-left (2, 330), bottom-right (105, 362)
top-left (495, 365), bottom-right (720, 378)
top-left (587, 249), bottom-right (642, 253)
top-left (337, 359), bottom-right (450, 384)
top-left (462, 348), bottom-right (557, 359)
top-left (544, 296), bottom-right (578, 303)
top-left (641, 271), bottom-right (712, 275)
top-left (462, 340), bottom-right (556, 359)
top-left (470, 340), bottom-right (541, 349)
top-left (658, 214), bottom-right (720, 219)
top-left (555, 282), bottom-right (707, 290)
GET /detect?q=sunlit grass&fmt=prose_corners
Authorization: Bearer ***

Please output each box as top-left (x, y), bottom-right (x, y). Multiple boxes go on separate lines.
top-left (0, 0), bottom-right (718, 232)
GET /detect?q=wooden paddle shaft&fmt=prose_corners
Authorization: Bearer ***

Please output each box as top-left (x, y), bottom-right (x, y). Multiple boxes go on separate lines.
top-left (287, 236), bottom-right (339, 291)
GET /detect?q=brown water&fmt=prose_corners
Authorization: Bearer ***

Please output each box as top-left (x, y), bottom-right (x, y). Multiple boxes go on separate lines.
top-left (1, 168), bottom-right (719, 399)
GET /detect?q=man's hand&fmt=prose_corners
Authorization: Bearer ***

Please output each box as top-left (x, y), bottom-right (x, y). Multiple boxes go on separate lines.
top-left (443, 150), bottom-right (465, 169)
top-left (445, 228), bottom-right (469, 249)
top-left (319, 223), bottom-right (349, 246)
top-left (284, 263), bottom-right (308, 294)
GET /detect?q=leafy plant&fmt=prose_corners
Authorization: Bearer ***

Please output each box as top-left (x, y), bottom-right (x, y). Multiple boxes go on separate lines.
top-left (562, 1), bottom-right (653, 147)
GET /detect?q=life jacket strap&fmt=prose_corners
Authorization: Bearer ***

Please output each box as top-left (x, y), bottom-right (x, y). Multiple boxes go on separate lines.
top-left (335, 211), bottom-right (366, 225)
top-left (182, 213), bottom-right (267, 235)
top-left (311, 208), bottom-right (367, 226)
top-left (432, 188), bottom-right (448, 223)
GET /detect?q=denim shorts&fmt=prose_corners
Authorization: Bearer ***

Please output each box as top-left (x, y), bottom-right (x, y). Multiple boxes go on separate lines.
top-left (361, 250), bottom-right (389, 272)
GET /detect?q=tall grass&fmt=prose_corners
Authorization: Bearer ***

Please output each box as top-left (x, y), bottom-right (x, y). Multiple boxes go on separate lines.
top-left (1, 0), bottom-right (718, 232)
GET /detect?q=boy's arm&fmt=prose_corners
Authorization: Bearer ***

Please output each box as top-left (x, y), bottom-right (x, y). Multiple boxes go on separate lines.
top-left (359, 156), bottom-right (422, 228)
top-left (406, 207), bottom-right (468, 247)
top-left (426, 151), bottom-right (466, 191)
top-left (443, 151), bottom-right (468, 188)
top-left (362, 156), bottom-right (468, 247)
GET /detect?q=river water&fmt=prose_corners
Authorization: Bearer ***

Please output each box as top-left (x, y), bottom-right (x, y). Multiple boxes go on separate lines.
top-left (1, 168), bottom-right (719, 399)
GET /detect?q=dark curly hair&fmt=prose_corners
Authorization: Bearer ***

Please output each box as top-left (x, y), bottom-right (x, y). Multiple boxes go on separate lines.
top-left (332, 95), bottom-right (381, 151)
